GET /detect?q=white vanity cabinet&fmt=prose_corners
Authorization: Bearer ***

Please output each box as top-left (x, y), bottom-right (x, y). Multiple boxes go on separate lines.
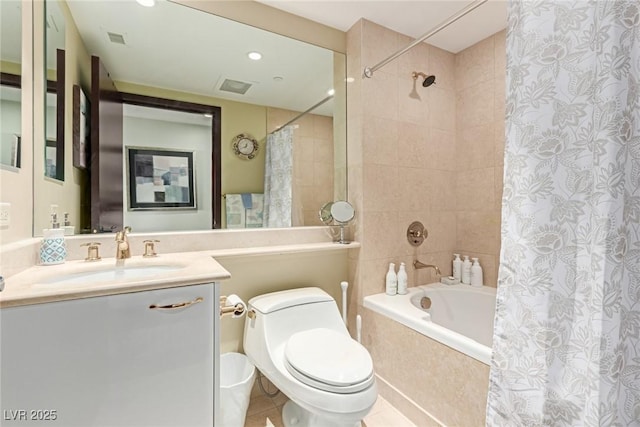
top-left (0, 283), bottom-right (218, 426)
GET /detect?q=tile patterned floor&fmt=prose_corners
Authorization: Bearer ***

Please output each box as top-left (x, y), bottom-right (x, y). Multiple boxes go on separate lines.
top-left (243, 380), bottom-right (416, 427)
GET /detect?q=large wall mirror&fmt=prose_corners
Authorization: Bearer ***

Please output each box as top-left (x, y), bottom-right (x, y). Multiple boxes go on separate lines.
top-left (33, 0), bottom-right (347, 235)
top-left (0, 1), bottom-right (22, 171)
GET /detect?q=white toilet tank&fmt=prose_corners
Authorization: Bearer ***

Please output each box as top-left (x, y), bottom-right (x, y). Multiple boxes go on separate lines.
top-left (244, 288), bottom-right (348, 364)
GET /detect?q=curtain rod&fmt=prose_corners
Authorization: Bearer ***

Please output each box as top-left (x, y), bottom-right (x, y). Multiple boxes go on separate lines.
top-left (363, 0), bottom-right (488, 78)
top-left (270, 94), bottom-right (334, 134)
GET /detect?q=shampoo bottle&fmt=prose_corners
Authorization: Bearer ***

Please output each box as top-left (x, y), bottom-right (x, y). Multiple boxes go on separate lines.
top-left (385, 262), bottom-right (397, 296)
top-left (471, 258), bottom-right (483, 287)
top-left (397, 262), bottom-right (408, 295)
top-left (40, 213), bottom-right (66, 265)
top-left (452, 253), bottom-right (462, 281)
top-left (461, 255), bottom-right (472, 285)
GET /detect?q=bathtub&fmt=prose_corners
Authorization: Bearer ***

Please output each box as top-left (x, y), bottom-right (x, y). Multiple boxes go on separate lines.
top-left (363, 283), bottom-right (496, 365)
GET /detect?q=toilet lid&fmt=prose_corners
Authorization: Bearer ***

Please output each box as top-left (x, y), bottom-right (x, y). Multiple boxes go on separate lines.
top-left (284, 328), bottom-right (373, 390)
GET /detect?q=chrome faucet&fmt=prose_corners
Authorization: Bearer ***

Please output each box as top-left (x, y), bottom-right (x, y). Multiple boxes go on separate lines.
top-left (115, 226), bottom-right (132, 261)
top-left (413, 260), bottom-right (441, 276)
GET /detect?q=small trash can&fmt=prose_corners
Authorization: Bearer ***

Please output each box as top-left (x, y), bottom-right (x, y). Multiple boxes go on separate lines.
top-left (219, 352), bottom-right (256, 427)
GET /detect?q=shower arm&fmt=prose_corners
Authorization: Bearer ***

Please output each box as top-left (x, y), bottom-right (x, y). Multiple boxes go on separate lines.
top-left (363, 0), bottom-right (488, 78)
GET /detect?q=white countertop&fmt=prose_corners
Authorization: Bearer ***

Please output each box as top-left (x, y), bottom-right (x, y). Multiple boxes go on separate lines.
top-left (0, 251), bottom-right (231, 308)
top-left (0, 241), bottom-right (358, 308)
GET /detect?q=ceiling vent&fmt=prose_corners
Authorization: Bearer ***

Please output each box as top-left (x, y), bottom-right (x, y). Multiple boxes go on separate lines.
top-left (219, 79), bottom-right (252, 95)
top-left (107, 32), bottom-right (126, 45)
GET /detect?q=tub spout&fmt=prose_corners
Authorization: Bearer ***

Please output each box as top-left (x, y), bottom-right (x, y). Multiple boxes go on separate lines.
top-left (413, 260), bottom-right (441, 276)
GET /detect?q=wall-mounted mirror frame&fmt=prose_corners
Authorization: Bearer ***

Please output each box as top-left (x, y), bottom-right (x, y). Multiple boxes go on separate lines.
top-left (31, 0), bottom-right (347, 236)
top-left (44, 0), bottom-right (65, 181)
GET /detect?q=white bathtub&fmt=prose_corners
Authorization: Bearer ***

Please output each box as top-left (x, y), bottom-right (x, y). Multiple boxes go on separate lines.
top-left (363, 283), bottom-right (496, 365)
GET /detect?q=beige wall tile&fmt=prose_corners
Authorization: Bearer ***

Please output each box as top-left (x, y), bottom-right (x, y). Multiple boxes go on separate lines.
top-left (360, 211), bottom-right (401, 260)
top-left (363, 115), bottom-right (399, 165)
top-left (458, 123), bottom-right (495, 171)
top-left (426, 128), bottom-right (456, 171)
top-left (314, 139), bottom-right (334, 165)
top-left (457, 83), bottom-right (494, 129)
top-left (426, 169), bottom-right (456, 212)
top-left (456, 210), bottom-right (501, 255)
top-left (455, 35), bottom-right (495, 91)
top-left (428, 45), bottom-right (455, 91)
top-left (397, 167), bottom-right (430, 213)
top-left (495, 118), bottom-right (506, 167)
top-left (397, 36), bottom-right (429, 80)
top-left (428, 86), bottom-right (456, 131)
top-left (398, 122), bottom-right (430, 169)
top-left (494, 30), bottom-right (507, 79)
top-left (363, 70), bottom-right (399, 121)
top-left (362, 164), bottom-right (399, 212)
top-left (398, 77), bottom-right (430, 125)
top-left (456, 168), bottom-right (495, 212)
top-left (362, 20), bottom-right (399, 76)
top-left (362, 309), bottom-right (490, 427)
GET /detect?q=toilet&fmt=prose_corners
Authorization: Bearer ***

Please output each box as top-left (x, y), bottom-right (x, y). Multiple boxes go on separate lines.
top-left (243, 287), bottom-right (377, 427)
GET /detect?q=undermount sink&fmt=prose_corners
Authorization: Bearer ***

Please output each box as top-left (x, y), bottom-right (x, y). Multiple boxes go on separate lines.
top-left (39, 265), bottom-right (184, 287)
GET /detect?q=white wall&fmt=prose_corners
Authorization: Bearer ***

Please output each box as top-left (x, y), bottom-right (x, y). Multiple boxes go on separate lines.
top-left (122, 110), bottom-right (212, 232)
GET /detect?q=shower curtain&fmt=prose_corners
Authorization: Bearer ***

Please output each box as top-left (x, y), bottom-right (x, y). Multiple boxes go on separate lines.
top-left (487, 1), bottom-right (640, 426)
top-left (263, 126), bottom-right (296, 227)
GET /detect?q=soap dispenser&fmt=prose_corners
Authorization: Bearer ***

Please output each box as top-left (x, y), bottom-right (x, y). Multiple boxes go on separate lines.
top-left (471, 258), bottom-right (483, 287)
top-left (40, 212), bottom-right (67, 265)
top-left (385, 262), bottom-right (397, 296)
top-left (397, 262), bottom-right (408, 295)
top-left (63, 212), bottom-right (75, 236)
top-left (461, 255), bottom-right (472, 285)
top-left (452, 253), bottom-right (462, 281)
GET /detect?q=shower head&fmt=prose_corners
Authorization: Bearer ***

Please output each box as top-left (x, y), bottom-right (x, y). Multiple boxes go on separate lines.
top-left (412, 72), bottom-right (436, 88)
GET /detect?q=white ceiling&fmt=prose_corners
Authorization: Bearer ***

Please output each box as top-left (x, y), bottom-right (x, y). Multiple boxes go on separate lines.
top-left (66, 0), bottom-right (335, 116)
top-left (256, 0), bottom-right (508, 54)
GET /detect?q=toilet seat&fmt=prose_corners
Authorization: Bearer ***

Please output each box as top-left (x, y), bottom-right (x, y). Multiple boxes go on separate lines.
top-left (284, 328), bottom-right (374, 394)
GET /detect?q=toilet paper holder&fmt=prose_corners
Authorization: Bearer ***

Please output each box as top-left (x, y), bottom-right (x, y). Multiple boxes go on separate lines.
top-left (219, 295), bottom-right (246, 318)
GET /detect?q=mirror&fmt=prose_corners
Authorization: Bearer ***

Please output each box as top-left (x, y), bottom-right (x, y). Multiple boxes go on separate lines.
top-left (329, 200), bottom-right (354, 245)
top-left (33, 0), bottom-right (347, 235)
top-left (330, 200), bottom-right (355, 224)
top-left (0, 1), bottom-right (22, 171)
top-left (319, 201), bottom-right (334, 225)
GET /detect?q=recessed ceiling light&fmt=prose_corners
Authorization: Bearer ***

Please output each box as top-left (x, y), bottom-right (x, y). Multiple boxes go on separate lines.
top-left (345, 77), bottom-right (355, 83)
top-left (273, 76), bottom-right (284, 82)
top-left (136, 0), bottom-right (155, 7)
top-left (248, 52), bottom-right (262, 61)
top-left (203, 113), bottom-right (213, 118)
top-left (327, 89), bottom-right (335, 96)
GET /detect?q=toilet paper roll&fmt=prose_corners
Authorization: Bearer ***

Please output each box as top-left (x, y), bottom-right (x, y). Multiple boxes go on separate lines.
top-left (225, 294), bottom-right (246, 318)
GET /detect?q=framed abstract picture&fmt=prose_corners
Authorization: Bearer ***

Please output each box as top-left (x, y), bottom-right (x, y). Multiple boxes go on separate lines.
top-left (126, 147), bottom-right (196, 210)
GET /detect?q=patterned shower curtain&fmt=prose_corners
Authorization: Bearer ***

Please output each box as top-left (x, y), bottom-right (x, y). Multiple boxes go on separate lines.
top-left (487, 1), bottom-right (640, 425)
top-left (263, 126), bottom-right (294, 228)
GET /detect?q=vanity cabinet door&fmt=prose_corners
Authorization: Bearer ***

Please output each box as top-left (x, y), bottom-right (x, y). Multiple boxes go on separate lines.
top-left (1, 284), bottom-right (216, 426)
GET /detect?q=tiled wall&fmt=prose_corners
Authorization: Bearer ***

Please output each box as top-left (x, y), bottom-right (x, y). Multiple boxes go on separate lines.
top-left (266, 108), bottom-right (334, 226)
top-left (347, 19), bottom-right (506, 427)
top-left (454, 30), bottom-right (506, 288)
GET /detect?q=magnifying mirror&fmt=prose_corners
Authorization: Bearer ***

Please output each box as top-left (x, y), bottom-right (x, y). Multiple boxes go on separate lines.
top-left (318, 202), bottom-right (334, 225)
top-left (329, 200), bottom-right (355, 244)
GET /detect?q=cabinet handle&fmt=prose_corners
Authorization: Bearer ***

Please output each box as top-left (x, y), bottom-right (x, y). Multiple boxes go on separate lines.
top-left (149, 297), bottom-right (204, 311)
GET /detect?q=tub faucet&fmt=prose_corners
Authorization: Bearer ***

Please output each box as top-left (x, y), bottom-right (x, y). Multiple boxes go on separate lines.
top-left (413, 260), bottom-right (441, 276)
top-left (115, 226), bottom-right (132, 262)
